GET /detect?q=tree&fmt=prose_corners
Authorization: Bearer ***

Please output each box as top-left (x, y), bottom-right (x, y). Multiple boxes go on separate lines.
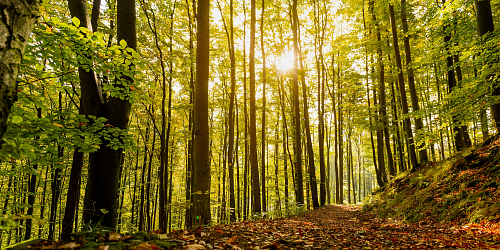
top-left (401, 0), bottom-right (428, 162)
top-left (249, 0), bottom-right (261, 214)
top-left (387, 1), bottom-right (419, 171)
top-left (188, 0), bottom-right (211, 227)
top-left (474, 0), bottom-right (499, 132)
top-left (0, 0), bottom-right (40, 148)
top-left (260, 0), bottom-right (267, 213)
top-left (69, 0), bottom-right (136, 229)
top-left (292, 0), bottom-right (304, 206)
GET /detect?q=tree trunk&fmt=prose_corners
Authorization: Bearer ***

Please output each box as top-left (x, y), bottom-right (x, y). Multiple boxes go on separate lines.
top-left (249, 0), bottom-right (261, 214)
top-left (0, 0), bottom-right (40, 148)
top-left (313, 0), bottom-right (327, 207)
top-left (474, 0), bottom-right (499, 132)
top-left (184, 0), bottom-right (195, 227)
top-left (189, 0), bottom-right (211, 227)
top-left (387, 2), bottom-right (419, 171)
top-left (299, 51), bottom-right (320, 209)
top-left (68, 0), bottom-right (136, 229)
top-left (242, 4), bottom-right (249, 220)
top-left (61, 130), bottom-right (84, 239)
top-left (227, 0), bottom-right (237, 223)
top-left (401, 0), bottom-right (428, 162)
top-left (260, 0), bottom-right (267, 213)
top-left (374, 12), bottom-right (391, 181)
top-left (291, 0), bottom-right (304, 206)
top-left (337, 57), bottom-right (344, 204)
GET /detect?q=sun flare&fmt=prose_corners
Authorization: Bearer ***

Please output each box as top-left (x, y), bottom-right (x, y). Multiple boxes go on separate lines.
top-left (279, 51), bottom-right (294, 71)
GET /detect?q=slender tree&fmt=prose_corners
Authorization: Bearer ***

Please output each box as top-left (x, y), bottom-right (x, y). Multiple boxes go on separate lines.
top-left (260, 0), bottom-right (267, 213)
top-left (401, 0), bottom-right (428, 162)
top-left (291, 0), bottom-right (304, 206)
top-left (387, 2), bottom-right (419, 171)
top-left (249, 0), bottom-right (261, 214)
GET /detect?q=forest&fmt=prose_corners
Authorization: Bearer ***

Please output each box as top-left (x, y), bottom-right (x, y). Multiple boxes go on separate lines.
top-left (0, 0), bottom-right (499, 248)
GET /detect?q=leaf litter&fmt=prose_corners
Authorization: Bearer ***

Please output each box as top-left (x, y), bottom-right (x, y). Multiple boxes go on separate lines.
top-left (17, 205), bottom-right (500, 249)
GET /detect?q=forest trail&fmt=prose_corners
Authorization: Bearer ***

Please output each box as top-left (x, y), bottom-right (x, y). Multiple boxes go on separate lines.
top-left (15, 204), bottom-right (500, 249)
top-left (177, 205), bottom-right (500, 249)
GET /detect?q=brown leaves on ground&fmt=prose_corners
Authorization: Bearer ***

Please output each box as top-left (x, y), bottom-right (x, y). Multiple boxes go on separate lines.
top-left (20, 205), bottom-right (500, 249)
top-left (177, 205), bottom-right (499, 249)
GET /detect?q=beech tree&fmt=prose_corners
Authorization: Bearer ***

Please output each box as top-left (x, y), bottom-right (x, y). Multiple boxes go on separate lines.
top-left (189, 0), bottom-right (211, 227)
top-left (0, 0), bottom-right (40, 147)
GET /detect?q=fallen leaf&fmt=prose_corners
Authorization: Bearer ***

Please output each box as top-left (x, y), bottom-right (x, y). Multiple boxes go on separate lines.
top-left (183, 244), bottom-right (206, 250)
top-left (108, 232), bottom-right (121, 241)
top-left (226, 236), bottom-right (238, 245)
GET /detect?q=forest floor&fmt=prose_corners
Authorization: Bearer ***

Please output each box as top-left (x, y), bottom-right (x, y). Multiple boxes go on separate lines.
top-left (15, 135), bottom-right (500, 250)
top-left (17, 204), bottom-right (500, 249)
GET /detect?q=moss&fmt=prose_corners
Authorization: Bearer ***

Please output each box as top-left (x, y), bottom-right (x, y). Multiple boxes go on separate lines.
top-left (481, 180), bottom-right (498, 189)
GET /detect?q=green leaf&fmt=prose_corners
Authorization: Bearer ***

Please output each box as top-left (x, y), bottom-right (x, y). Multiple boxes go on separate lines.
top-left (72, 17), bottom-right (80, 27)
top-left (52, 17), bottom-right (60, 24)
top-left (119, 39), bottom-right (128, 48)
top-left (19, 144), bottom-right (33, 151)
top-left (11, 116), bottom-right (23, 124)
top-left (25, 151), bottom-right (37, 160)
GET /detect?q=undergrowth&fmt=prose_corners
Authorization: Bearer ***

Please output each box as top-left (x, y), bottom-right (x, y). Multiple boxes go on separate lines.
top-left (364, 134), bottom-right (500, 225)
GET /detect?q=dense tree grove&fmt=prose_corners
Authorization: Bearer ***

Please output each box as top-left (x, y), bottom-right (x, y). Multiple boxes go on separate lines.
top-left (0, 0), bottom-right (499, 245)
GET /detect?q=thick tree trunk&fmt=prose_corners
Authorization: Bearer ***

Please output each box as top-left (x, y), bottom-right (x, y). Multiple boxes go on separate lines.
top-left (80, 0), bottom-right (135, 229)
top-left (0, 0), bottom-right (40, 147)
top-left (189, 0), bottom-right (211, 227)
top-left (474, 0), bottom-right (500, 132)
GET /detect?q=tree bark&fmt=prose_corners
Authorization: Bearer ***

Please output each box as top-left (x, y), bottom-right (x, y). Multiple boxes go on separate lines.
top-left (260, 0), bottom-right (267, 213)
top-left (0, 0), bottom-right (40, 148)
top-left (387, 2), bottom-right (419, 171)
top-left (189, 0), bottom-right (211, 227)
top-left (474, 0), bottom-right (500, 132)
top-left (291, 0), bottom-right (304, 206)
top-left (401, 0), bottom-right (428, 162)
top-left (80, 0), bottom-right (135, 228)
top-left (249, 0), bottom-right (261, 214)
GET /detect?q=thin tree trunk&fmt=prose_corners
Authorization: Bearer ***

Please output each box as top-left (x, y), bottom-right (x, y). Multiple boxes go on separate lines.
top-left (242, 3), bottom-right (249, 220)
top-left (249, 0), bottom-right (261, 214)
top-left (260, 0), bottom-right (267, 213)
top-left (228, 0), bottom-right (237, 222)
top-left (387, 2), bottom-right (419, 170)
top-left (25, 107), bottom-right (42, 240)
top-left (61, 133), bottom-right (84, 240)
top-left (401, 0), bottom-right (428, 162)
top-left (299, 50), bottom-right (320, 209)
top-left (292, 0), bottom-right (304, 205)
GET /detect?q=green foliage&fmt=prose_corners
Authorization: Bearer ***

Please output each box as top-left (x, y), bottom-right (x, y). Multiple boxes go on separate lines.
top-left (365, 138), bottom-right (500, 224)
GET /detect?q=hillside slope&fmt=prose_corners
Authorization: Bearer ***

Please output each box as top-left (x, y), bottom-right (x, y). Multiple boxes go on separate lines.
top-left (364, 134), bottom-right (500, 226)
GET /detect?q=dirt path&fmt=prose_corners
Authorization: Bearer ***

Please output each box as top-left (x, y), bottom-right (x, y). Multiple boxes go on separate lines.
top-left (179, 205), bottom-right (500, 249)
